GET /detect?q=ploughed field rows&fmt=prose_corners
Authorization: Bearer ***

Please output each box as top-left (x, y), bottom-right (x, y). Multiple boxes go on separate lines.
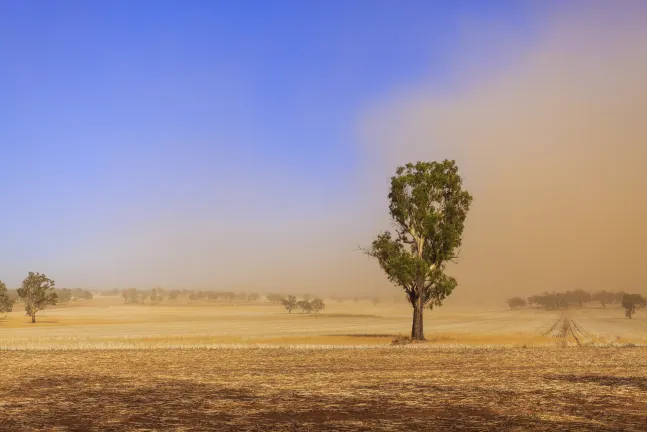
top-left (1, 347), bottom-right (646, 431)
top-left (538, 314), bottom-right (592, 347)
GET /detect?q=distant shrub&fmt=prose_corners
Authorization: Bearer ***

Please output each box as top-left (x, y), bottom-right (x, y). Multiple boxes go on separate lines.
top-left (310, 299), bottom-right (325, 313)
top-left (622, 294), bottom-right (646, 319)
top-left (591, 291), bottom-right (616, 308)
top-left (266, 293), bottom-right (285, 304)
top-left (281, 295), bottom-right (297, 314)
top-left (297, 300), bottom-right (313, 314)
top-left (507, 297), bottom-right (527, 309)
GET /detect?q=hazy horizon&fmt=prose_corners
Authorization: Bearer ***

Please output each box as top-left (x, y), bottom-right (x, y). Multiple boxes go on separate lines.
top-left (2, 1), bottom-right (646, 304)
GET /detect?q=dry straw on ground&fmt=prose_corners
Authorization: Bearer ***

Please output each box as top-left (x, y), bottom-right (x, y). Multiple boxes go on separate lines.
top-left (1, 347), bottom-right (646, 431)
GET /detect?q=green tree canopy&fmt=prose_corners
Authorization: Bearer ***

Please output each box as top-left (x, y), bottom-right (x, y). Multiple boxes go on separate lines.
top-left (16, 272), bottom-right (58, 323)
top-left (367, 160), bottom-right (472, 340)
top-left (0, 280), bottom-right (15, 317)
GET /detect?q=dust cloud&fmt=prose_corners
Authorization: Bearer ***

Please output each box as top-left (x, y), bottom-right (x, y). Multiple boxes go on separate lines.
top-left (360, 3), bottom-right (647, 304)
top-left (25, 4), bottom-right (647, 305)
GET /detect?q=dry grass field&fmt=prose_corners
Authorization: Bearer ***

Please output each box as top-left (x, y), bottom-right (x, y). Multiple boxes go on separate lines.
top-left (1, 298), bottom-right (646, 431)
top-left (1, 347), bottom-right (646, 431)
top-left (0, 297), bottom-right (645, 349)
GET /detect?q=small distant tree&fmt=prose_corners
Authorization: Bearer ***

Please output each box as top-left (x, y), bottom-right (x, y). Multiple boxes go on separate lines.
top-left (247, 292), bottom-right (260, 302)
top-left (141, 291), bottom-right (151, 303)
top-left (169, 290), bottom-right (180, 300)
top-left (297, 300), bottom-right (313, 313)
top-left (123, 288), bottom-right (141, 304)
top-left (622, 294), bottom-right (646, 319)
top-left (0, 280), bottom-right (15, 318)
top-left (281, 295), bottom-right (297, 313)
top-left (507, 297), bottom-right (527, 309)
top-left (56, 288), bottom-right (72, 302)
top-left (311, 298), bottom-right (326, 313)
top-left (568, 289), bottom-right (591, 307)
top-left (592, 290), bottom-right (615, 308)
top-left (614, 291), bottom-right (627, 304)
top-left (372, 297), bottom-right (380, 306)
top-left (353, 296), bottom-right (359, 303)
top-left (267, 293), bottom-right (285, 304)
top-left (16, 272), bottom-right (58, 323)
top-left (149, 288), bottom-right (158, 303)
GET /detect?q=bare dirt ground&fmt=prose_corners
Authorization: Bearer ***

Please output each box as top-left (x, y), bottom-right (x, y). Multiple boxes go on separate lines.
top-left (1, 347), bottom-right (646, 431)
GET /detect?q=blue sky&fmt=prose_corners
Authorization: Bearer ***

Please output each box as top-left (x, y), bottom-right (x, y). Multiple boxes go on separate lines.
top-left (1, 1), bottom-right (560, 289)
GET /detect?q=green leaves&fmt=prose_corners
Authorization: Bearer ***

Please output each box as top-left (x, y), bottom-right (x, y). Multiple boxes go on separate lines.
top-left (0, 280), bottom-right (14, 314)
top-left (368, 160), bottom-right (472, 310)
top-left (16, 272), bottom-right (58, 322)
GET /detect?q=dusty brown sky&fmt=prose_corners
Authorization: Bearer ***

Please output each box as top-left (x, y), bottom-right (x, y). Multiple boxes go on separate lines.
top-left (361, 3), bottom-right (647, 303)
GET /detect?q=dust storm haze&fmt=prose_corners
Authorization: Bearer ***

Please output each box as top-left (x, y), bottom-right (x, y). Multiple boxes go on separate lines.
top-left (3, 3), bottom-right (646, 305)
top-left (360, 3), bottom-right (647, 304)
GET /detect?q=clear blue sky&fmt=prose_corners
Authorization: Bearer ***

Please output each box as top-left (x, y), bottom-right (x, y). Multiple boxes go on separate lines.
top-left (0, 1), bottom-right (558, 288)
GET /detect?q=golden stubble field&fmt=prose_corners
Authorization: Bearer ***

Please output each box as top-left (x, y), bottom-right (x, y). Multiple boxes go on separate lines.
top-left (1, 347), bottom-right (646, 431)
top-left (1, 298), bottom-right (646, 431)
top-left (0, 296), bottom-right (645, 349)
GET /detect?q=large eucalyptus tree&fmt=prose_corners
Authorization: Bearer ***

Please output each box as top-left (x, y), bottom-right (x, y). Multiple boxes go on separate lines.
top-left (367, 160), bottom-right (472, 340)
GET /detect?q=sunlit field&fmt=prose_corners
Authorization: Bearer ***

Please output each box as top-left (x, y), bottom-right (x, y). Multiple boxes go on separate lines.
top-left (1, 297), bottom-right (645, 349)
top-left (1, 347), bottom-right (646, 431)
top-left (1, 299), bottom-right (646, 430)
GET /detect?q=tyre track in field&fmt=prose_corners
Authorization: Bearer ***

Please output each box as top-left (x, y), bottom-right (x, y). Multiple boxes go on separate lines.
top-left (542, 313), bottom-right (591, 346)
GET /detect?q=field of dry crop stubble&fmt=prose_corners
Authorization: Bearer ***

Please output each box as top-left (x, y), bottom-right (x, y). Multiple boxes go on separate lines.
top-left (1, 347), bottom-right (646, 431)
top-left (1, 299), bottom-right (646, 431)
top-left (1, 297), bottom-right (645, 349)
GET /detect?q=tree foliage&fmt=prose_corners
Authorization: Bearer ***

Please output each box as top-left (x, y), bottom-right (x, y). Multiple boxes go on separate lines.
top-left (0, 280), bottom-right (15, 317)
top-left (297, 300), bottom-right (313, 313)
top-left (367, 160), bottom-right (472, 340)
top-left (507, 297), bottom-right (527, 309)
top-left (591, 291), bottom-right (616, 308)
top-left (310, 298), bottom-right (325, 313)
top-left (622, 294), bottom-right (646, 319)
top-left (281, 295), bottom-right (297, 313)
top-left (267, 293), bottom-right (285, 304)
top-left (16, 272), bottom-right (58, 323)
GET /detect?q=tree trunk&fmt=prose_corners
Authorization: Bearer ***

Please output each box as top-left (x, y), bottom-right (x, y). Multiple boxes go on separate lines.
top-left (31, 314), bottom-right (36, 323)
top-left (411, 297), bottom-right (425, 340)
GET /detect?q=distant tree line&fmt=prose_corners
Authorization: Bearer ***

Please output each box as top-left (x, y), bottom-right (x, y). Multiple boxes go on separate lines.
top-left (507, 289), bottom-right (646, 319)
top-left (120, 288), bottom-right (263, 304)
top-left (280, 295), bottom-right (325, 314)
top-left (55, 288), bottom-right (93, 302)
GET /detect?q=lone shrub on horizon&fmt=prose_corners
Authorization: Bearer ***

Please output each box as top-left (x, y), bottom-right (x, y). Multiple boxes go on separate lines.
top-left (507, 297), bottom-right (527, 309)
top-left (366, 160), bottom-right (472, 341)
top-left (16, 272), bottom-right (58, 323)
